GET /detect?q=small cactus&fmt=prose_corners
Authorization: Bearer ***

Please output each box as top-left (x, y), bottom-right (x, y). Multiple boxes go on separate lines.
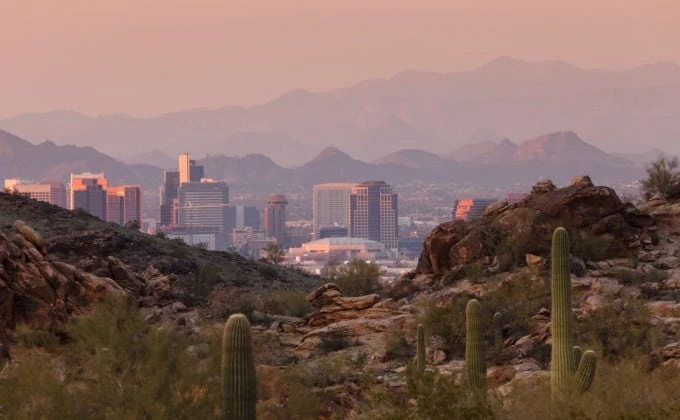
top-left (416, 323), bottom-right (426, 373)
top-left (465, 299), bottom-right (487, 394)
top-left (550, 227), bottom-right (597, 403)
top-left (221, 313), bottom-right (257, 420)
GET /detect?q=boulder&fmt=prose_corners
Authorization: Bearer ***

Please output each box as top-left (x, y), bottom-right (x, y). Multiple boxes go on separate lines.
top-left (417, 179), bottom-right (655, 276)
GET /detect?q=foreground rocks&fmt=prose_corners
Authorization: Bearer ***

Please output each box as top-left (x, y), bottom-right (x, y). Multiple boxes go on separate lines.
top-left (0, 220), bottom-right (177, 333)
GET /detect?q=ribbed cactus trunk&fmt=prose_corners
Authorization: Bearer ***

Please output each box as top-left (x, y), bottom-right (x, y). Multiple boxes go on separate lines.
top-left (221, 313), bottom-right (257, 420)
top-left (465, 299), bottom-right (487, 394)
top-left (416, 323), bottom-right (426, 373)
top-left (550, 227), bottom-right (597, 405)
top-left (550, 227), bottom-right (575, 400)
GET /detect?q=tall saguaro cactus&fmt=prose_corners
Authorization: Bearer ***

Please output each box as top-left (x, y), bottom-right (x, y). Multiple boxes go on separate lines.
top-left (550, 227), bottom-right (597, 403)
top-left (416, 323), bottom-right (426, 373)
top-left (465, 299), bottom-right (487, 394)
top-left (221, 313), bottom-right (257, 420)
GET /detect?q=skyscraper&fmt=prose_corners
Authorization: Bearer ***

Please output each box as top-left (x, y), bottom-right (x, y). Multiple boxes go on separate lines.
top-left (452, 198), bottom-right (498, 221)
top-left (70, 173), bottom-right (108, 220)
top-left (263, 194), bottom-right (287, 245)
top-left (177, 179), bottom-right (229, 228)
top-left (312, 183), bottom-right (355, 239)
top-left (160, 170), bottom-right (180, 227)
top-left (178, 153), bottom-right (204, 184)
top-left (106, 185), bottom-right (142, 226)
top-left (349, 181), bottom-right (398, 250)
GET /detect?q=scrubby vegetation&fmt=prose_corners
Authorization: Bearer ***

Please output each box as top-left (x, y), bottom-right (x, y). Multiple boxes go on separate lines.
top-left (641, 154), bottom-right (680, 200)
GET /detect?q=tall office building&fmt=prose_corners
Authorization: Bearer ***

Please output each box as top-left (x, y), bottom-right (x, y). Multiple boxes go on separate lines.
top-left (349, 181), bottom-right (398, 250)
top-left (178, 179), bottom-right (229, 228)
top-left (312, 183), bottom-right (355, 239)
top-left (224, 205), bottom-right (260, 233)
top-left (4, 180), bottom-right (67, 208)
top-left (178, 153), bottom-right (204, 184)
top-left (452, 198), bottom-right (498, 221)
top-left (160, 170), bottom-right (180, 226)
top-left (263, 194), bottom-right (287, 245)
top-left (70, 173), bottom-right (108, 220)
top-left (106, 185), bottom-right (142, 226)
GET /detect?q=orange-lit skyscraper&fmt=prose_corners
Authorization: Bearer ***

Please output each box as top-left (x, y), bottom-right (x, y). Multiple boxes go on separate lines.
top-left (349, 181), bottom-right (398, 250)
top-left (106, 185), bottom-right (142, 226)
top-left (69, 172), bottom-right (108, 220)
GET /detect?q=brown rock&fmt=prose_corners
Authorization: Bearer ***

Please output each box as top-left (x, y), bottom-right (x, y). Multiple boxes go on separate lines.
top-left (13, 220), bottom-right (46, 255)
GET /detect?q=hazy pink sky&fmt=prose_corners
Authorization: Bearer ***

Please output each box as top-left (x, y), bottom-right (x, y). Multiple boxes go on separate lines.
top-left (1, 0), bottom-right (679, 118)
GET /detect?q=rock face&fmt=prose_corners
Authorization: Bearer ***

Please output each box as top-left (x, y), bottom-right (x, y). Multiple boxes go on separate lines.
top-left (297, 283), bottom-right (409, 352)
top-left (0, 220), bottom-right (175, 332)
top-left (417, 177), bottom-right (656, 276)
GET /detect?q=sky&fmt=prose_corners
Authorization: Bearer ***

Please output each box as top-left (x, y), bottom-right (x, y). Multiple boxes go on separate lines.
top-left (1, 0), bottom-right (680, 119)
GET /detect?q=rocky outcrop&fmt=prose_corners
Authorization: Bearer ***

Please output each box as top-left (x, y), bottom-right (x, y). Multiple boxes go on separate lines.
top-left (417, 176), bottom-right (656, 276)
top-left (297, 283), bottom-right (409, 352)
top-left (0, 220), bottom-right (177, 333)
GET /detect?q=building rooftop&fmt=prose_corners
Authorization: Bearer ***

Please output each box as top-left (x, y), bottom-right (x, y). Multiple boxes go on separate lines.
top-left (304, 237), bottom-right (384, 247)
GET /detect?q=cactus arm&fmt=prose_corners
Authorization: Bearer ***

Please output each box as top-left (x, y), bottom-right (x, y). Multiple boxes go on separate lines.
top-left (572, 345), bottom-right (583, 373)
top-left (574, 350), bottom-right (597, 393)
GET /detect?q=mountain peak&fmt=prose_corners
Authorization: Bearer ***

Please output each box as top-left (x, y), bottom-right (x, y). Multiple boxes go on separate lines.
top-left (312, 146), bottom-right (352, 161)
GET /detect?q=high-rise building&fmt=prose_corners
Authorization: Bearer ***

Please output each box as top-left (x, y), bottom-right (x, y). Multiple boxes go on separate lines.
top-left (4, 180), bottom-right (67, 208)
top-left (70, 173), bottom-right (108, 220)
top-left (452, 198), bottom-right (498, 221)
top-left (224, 205), bottom-right (260, 233)
top-left (178, 153), bottom-right (204, 184)
top-left (106, 185), bottom-right (142, 226)
top-left (160, 170), bottom-right (180, 227)
top-left (178, 179), bottom-right (229, 228)
top-left (349, 181), bottom-right (398, 250)
top-left (312, 183), bottom-right (355, 239)
top-left (263, 194), bottom-right (287, 245)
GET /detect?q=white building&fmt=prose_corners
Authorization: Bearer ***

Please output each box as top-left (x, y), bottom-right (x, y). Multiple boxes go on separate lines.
top-left (312, 183), bottom-right (355, 239)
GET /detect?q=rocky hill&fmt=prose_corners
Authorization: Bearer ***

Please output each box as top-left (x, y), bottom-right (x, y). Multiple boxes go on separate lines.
top-left (0, 192), bottom-right (317, 333)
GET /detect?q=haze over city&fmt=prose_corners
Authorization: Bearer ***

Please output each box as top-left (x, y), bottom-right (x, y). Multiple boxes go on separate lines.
top-left (2, 0), bottom-right (680, 118)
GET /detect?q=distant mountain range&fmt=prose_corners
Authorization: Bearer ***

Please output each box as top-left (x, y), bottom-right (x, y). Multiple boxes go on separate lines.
top-left (0, 130), bottom-right (161, 189)
top-left (2, 57), bottom-right (680, 166)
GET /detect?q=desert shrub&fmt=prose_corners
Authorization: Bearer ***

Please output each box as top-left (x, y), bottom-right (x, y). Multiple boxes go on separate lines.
top-left (416, 296), bottom-right (469, 358)
top-left (208, 287), bottom-right (257, 320)
top-left (366, 364), bottom-right (495, 419)
top-left (383, 329), bottom-right (415, 362)
top-left (500, 356), bottom-right (680, 419)
top-left (262, 290), bottom-right (314, 318)
top-left (641, 154), bottom-right (680, 200)
top-left (325, 259), bottom-right (382, 297)
top-left (645, 267), bottom-right (670, 283)
top-left (607, 267), bottom-right (644, 285)
top-left (258, 264), bottom-right (278, 279)
top-left (481, 274), bottom-right (550, 339)
top-left (0, 298), bottom-right (218, 418)
top-left (15, 324), bottom-right (61, 352)
top-left (319, 329), bottom-right (355, 353)
top-left (575, 299), bottom-right (656, 362)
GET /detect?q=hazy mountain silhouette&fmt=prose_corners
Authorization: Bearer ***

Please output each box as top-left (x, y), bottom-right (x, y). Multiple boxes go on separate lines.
top-left (125, 149), bottom-right (176, 169)
top-left (3, 58), bottom-right (680, 162)
top-left (0, 130), bottom-right (161, 188)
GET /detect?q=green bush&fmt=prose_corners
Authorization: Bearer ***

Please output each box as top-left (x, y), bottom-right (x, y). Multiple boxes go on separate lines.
top-left (325, 259), bottom-right (383, 297)
top-left (641, 155), bottom-right (680, 200)
top-left (383, 330), bottom-right (415, 362)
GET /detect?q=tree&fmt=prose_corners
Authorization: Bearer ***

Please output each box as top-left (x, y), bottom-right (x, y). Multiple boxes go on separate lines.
top-left (641, 155), bottom-right (680, 200)
top-left (263, 242), bottom-right (285, 265)
top-left (325, 259), bottom-right (382, 297)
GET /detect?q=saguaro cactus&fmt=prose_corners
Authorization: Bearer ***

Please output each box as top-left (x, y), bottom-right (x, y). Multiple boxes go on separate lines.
top-left (550, 227), bottom-right (597, 403)
top-left (465, 299), bottom-right (487, 393)
top-left (221, 313), bottom-right (257, 420)
top-left (416, 323), bottom-right (426, 373)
